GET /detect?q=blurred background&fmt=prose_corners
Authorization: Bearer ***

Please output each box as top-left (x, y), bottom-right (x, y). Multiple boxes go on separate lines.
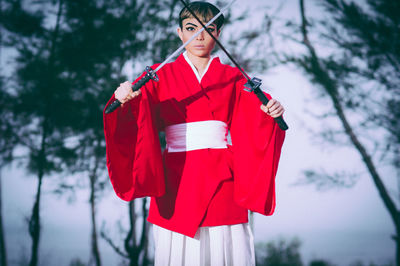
top-left (0, 0), bottom-right (399, 265)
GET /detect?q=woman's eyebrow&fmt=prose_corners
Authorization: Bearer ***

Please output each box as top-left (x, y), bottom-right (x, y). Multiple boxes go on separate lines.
top-left (185, 22), bottom-right (198, 27)
top-left (185, 22), bottom-right (216, 28)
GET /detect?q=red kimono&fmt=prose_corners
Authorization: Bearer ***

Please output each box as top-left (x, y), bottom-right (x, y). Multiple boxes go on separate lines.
top-left (103, 53), bottom-right (285, 238)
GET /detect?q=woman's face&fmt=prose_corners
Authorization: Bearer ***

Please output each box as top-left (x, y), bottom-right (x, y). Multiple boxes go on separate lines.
top-left (177, 18), bottom-right (220, 58)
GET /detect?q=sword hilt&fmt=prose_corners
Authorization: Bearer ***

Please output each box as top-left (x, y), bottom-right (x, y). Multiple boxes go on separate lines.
top-left (244, 77), bottom-right (289, 131)
top-left (105, 66), bottom-right (158, 114)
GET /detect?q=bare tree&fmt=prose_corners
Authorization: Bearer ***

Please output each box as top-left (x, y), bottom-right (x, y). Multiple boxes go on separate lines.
top-left (280, 0), bottom-right (399, 264)
top-left (0, 81), bottom-right (17, 266)
top-left (101, 199), bottom-right (151, 266)
top-left (3, 0), bottom-right (80, 265)
top-left (55, 1), bottom-right (181, 265)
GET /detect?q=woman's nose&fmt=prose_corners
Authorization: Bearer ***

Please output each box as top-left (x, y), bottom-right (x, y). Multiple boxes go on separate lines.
top-left (196, 30), bottom-right (205, 40)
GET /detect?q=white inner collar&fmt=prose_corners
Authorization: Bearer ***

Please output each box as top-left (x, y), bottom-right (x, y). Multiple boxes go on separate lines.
top-left (183, 51), bottom-right (216, 83)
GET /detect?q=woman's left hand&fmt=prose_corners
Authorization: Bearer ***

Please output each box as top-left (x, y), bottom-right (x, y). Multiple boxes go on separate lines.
top-left (260, 99), bottom-right (285, 118)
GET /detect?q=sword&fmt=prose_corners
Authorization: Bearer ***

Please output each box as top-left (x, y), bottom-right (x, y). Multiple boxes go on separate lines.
top-left (105, 0), bottom-right (236, 114)
top-left (179, 0), bottom-right (289, 131)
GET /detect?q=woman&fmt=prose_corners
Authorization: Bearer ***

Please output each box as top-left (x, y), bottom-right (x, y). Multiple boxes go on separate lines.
top-left (104, 2), bottom-right (285, 265)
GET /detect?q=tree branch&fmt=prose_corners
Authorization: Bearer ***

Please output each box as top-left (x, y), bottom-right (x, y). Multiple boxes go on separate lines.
top-left (100, 228), bottom-right (128, 259)
top-left (298, 0), bottom-right (400, 229)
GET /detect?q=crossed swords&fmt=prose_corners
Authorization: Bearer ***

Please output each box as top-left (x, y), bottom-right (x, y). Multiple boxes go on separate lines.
top-left (105, 0), bottom-right (288, 131)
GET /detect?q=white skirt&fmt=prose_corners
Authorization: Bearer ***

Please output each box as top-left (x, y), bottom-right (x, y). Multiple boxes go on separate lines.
top-left (152, 223), bottom-right (256, 266)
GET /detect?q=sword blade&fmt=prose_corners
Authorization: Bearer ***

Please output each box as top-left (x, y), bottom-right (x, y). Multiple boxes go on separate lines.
top-left (180, 0), bottom-right (289, 131)
top-left (154, 0), bottom-right (236, 73)
top-left (105, 0), bottom-right (235, 114)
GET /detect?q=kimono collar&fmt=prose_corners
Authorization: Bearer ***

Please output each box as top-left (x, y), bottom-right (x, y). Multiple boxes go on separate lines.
top-left (182, 51), bottom-right (219, 83)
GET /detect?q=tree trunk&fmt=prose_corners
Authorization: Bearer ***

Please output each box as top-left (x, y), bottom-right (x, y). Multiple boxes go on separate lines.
top-left (0, 170), bottom-right (7, 266)
top-left (127, 200), bottom-right (139, 266)
top-left (126, 197), bottom-right (149, 266)
top-left (28, 1), bottom-right (64, 265)
top-left (140, 198), bottom-right (149, 266)
top-left (29, 162), bottom-right (44, 266)
top-left (29, 111), bottom-right (48, 266)
top-left (298, 1), bottom-right (400, 265)
top-left (89, 172), bottom-right (102, 266)
top-left (88, 144), bottom-right (102, 266)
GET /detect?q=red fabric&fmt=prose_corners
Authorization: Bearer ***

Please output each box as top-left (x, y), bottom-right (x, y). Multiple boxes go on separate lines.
top-left (103, 66), bottom-right (165, 200)
top-left (230, 77), bottom-right (285, 216)
top-left (103, 53), bottom-right (285, 238)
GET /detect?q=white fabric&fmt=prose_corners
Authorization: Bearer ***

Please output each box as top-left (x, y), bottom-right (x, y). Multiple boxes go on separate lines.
top-left (183, 51), bottom-right (216, 82)
top-left (165, 120), bottom-right (228, 153)
top-left (153, 223), bottom-right (256, 266)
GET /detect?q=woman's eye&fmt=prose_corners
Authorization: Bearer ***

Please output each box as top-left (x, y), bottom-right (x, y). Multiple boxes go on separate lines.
top-left (185, 26), bottom-right (215, 33)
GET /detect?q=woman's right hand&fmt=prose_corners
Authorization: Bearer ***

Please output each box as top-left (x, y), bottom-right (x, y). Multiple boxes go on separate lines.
top-left (114, 81), bottom-right (141, 107)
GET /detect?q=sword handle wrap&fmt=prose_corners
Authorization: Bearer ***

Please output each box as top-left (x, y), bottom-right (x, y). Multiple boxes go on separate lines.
top-left (253, 87), bottom-right (289, 131)
top-left (245, 77), bottom-right (288, 131)
top-left (105, 66), bottom-right (158, 114)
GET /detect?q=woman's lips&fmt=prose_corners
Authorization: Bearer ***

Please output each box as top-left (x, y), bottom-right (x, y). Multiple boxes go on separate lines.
top-left (194, 45), bottom-right (205, 49)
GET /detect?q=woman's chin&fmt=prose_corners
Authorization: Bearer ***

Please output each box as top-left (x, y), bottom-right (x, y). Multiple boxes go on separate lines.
top-left (188, 49), bottom-right (210, 58)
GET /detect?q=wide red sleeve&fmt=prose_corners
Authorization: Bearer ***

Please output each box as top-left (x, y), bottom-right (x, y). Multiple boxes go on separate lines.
top-left (103, 70), bottom-right (165, 201)
top-left (230, 74), bottom-right (285, 215)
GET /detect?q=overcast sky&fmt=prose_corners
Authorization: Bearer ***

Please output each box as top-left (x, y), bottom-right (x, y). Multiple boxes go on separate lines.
top-left (3, 0), bottom-right (396, 265)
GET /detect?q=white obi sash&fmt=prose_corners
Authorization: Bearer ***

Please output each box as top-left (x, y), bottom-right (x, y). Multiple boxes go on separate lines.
top-left (165, 120), bottom-right (228, 153)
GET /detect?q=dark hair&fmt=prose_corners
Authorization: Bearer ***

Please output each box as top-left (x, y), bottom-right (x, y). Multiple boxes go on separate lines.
top-left (178, 1), bottom-right (224, 30)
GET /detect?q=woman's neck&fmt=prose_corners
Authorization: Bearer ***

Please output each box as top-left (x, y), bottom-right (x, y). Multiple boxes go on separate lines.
top-left (186, 51), bottom-right (211, 77)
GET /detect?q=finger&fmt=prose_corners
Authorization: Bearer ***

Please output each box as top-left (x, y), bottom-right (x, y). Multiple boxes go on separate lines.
top-left (124, 83), bottom-right (132, 91)
top-left (260, 104), bottom-right (269, 114)
top-left (266, 99), bottom-right (276, 109)
top-left (270, 111), bottom-right (283, 118)
top-left (268, 103), bottom-right (280, 113)
top-left (114, 89), bottom-right (122, 102)
top-left (133, 90), bottom-right (141, 97)
top-left (271, 105), bottom-right (283, 114)
top-left (125, 88), bottom-right (134, 98)
top-left (270, 107), bottom-right (284, 117)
